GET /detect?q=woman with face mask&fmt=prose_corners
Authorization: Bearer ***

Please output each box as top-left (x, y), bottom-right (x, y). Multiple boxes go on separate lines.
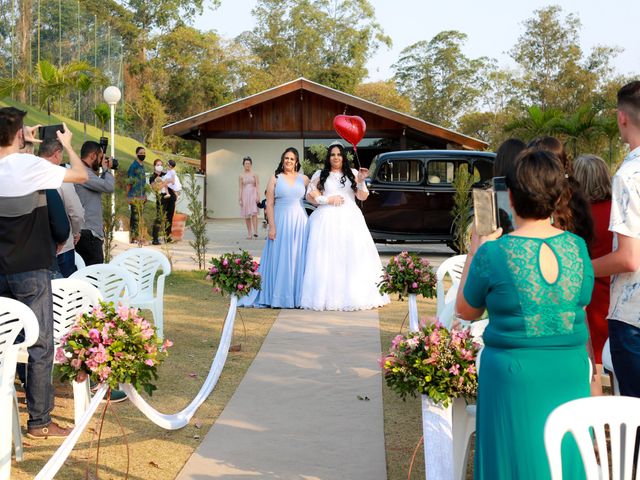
top-left (149, 159), bottom-right (172, 245)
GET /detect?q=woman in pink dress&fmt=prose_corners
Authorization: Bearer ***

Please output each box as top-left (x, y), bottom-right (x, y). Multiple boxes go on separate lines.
top-left (238, 156), bottom-right (260, 239)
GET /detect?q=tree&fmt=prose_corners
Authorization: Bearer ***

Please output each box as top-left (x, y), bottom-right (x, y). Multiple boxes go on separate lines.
top-left (553, 104), bottom-right (601, 159)
top-left (94, 102), bottom-right (110, 138)
top-left (393, 31), bottom-right (490, 128)
top-left (242, 0), bottom-right (390, 93)
top-left (509, 5), bottom-right (621, 112)
top-left (149, 25), bottom-right (234, 121)
top-left (353, 81), bottom-right (411, 113)
top-left (504, 106), bottom-right (563, 141)
top-left (34, 59), bottom-right (97, 116)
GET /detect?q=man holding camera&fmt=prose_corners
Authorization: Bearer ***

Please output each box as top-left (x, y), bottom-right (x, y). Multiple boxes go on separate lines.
top-left (74, 141), bottom-right (115, 265)
top-left (0, 107), bottom-right (87, 438)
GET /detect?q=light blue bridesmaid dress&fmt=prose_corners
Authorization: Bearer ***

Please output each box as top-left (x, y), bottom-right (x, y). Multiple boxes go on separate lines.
top-left (240, 173), bottom-right (307, 308)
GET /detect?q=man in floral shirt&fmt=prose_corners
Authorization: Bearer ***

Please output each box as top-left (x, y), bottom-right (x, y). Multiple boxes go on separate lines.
top-left (593, 81), bottom-right (640, 397)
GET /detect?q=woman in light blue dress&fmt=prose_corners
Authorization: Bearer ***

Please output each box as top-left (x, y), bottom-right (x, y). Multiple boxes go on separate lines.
top-left (240, 147), bottom-right (309, 308)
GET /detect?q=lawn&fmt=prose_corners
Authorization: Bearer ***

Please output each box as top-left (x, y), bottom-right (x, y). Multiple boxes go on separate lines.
top-left (11, 272), bottom-right (463, 480)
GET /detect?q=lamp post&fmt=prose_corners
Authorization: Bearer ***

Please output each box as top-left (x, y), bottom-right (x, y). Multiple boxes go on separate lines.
top-left (103, 86), bottom-right (121, 220)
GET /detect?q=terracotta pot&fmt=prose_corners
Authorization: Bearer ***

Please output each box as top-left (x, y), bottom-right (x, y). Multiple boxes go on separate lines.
top-left (171, 212), bottom-right (188, 241)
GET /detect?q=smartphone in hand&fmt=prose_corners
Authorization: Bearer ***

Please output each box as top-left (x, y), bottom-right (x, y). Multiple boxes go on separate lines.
top-left (473, 188), bottom-right (497, 236)
top-left (38, 124), bottom-right (64, 140)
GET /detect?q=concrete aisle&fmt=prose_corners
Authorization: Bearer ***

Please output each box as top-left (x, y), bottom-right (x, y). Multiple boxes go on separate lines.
top-left (177, 309), bottom-right (387, 480)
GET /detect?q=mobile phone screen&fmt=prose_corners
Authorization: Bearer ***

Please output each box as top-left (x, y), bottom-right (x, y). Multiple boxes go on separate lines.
top-left (38, 124), bottom-right (64, 140)
top-left (493, 176), bottom-right (515, 234)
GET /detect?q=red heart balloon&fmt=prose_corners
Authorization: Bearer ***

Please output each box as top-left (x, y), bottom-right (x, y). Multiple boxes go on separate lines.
top-left (333, 115), bottom-right (366, 148)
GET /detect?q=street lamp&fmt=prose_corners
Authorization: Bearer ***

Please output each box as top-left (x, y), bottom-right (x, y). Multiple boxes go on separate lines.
top-left (103, 86), bottom-right (121, 220)
top-left (103, 85), bottom-right (121, 160)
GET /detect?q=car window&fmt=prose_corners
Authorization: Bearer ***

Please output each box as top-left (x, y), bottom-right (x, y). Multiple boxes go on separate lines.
top-left (473, 158), bottom-right (494, 182)
top-left (426, 161), bottom-right (463, 184)
top-left (376, 159), bottom-right (423, 183)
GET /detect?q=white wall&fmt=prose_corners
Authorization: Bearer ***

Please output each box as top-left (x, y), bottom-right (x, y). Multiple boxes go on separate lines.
top-left (205, 139), bottom-right (305, 219)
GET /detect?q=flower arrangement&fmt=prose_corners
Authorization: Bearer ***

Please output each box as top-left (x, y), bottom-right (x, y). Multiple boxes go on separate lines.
top-left (378, 251), bottom-right (437, 300)
top-left (207, 250), bottom-right (261, 297)
top-left (56, 302), bottom-right (171, 395)
top-left (380, 319), bottom-right (480, 406)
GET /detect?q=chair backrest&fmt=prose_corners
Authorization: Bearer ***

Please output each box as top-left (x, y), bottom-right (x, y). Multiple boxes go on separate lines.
top-left (74, 251), bottom-right (86, 270)
top-left (51, 278), bottom-right (102, 345)
top-left (70, 264), bottom-right (137, 306)
top-left (545, 396), bottom-right (640, 480)
top-left (601, 338), bottom-right (620, 395)
top-left (111, 248), bottom-right (171, 297)
top-left (436, 255), bottom-right (467, 316)
top-left (0, 298), bottom-right (39, 388)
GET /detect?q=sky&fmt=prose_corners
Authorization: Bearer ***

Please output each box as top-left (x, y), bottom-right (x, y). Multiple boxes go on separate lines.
top-left (194, 0), bottom-right (640, 82)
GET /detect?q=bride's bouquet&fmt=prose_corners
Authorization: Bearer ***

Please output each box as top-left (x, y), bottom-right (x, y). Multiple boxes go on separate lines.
top-left (378, 251), bottom-right (437, 300)
top-left (207, 250), bottom-right (261, 297)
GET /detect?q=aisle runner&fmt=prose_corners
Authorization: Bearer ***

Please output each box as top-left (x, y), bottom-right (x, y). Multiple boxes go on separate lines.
top-left (177, 309), bottom-right (387, 480)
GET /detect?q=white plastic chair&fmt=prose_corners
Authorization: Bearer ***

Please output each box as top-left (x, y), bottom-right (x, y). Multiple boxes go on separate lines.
top-left (16, 279), bottom-right (102, 426)
top-left (70, 263), bottom-right (137, 307)
top-left (436, 255), bottom-right (467, 327)
top-left (602, 338), bottom-right (620, 395)
top-left (0, 298), bottom-right (39, 479)
top-left (74, 251), bottom-right (86, 270)
top-left (111, 248), bottom-right (171, 338)
top-left (545, 396), bottom-right (640, 480)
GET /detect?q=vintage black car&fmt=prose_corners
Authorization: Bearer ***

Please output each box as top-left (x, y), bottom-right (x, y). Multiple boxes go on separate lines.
top-left (361, 150), bottom-right (496, 251)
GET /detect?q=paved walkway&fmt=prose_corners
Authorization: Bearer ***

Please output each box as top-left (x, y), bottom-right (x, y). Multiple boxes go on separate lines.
top-left (111, 218), bottom-right (453, 270)
top-left (176, 309), bottom-right (387, 480)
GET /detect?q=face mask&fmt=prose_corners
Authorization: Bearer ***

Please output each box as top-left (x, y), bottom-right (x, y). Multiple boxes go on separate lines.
top-left (137, 154), bottom-right (146, 161)
top-left (155, 165), bottom-right (163, 173)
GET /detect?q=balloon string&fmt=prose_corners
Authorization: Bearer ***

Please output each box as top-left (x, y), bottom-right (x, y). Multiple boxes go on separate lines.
top-left (353, 147), bottom-right (361, 169)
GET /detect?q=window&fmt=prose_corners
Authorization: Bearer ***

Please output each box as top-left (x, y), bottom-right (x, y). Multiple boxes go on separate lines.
top-left (376, 159), bottom-right (423, 183)
top-left (426, 161), bottom-right (468, 184)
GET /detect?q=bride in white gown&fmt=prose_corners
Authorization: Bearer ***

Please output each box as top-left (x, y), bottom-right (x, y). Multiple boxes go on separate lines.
top-left (300, 142), bottom-right (389, 311)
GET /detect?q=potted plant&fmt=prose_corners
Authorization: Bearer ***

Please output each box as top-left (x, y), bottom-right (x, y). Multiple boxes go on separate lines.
top-left (380, 319), bottom-right (479, 480)
top-left (378, 252), bottom-right (437, 331)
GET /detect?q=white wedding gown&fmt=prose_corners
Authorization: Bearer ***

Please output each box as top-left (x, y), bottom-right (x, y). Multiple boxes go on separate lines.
top-left (300, 169), bottom-right (390, 311)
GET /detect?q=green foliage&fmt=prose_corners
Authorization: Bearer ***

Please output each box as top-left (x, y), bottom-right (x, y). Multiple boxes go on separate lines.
top-left (504, 105), bottom-right (563, 140)
top-left (184, 168), bottom-right (209, 270)
top-left (451, 165), bottom-right (473, 254)
top-left (381, 321), bottom-right (480, 406)
top-left (353, 80), bottom-right (412, 113)
top-left (101, 192), bottom-right (118, 262)
top-left (378, 252), bottom-right (437, 300)
top-left (242, 0), bottom-right (390, 93)
top-left (393, 30), bottom-right (490, 128)
top-left (56, 301), bottom-right (171, 396)
top-left (207, 250), bottom-right (261, 298)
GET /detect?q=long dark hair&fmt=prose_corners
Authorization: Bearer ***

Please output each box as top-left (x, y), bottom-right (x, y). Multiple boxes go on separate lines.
top-left (317, 143), bottom-right (357, 193)
top-left (274, 147), bottom-right (300, 175)
top-left (528, 136), bottom-right (594, 245)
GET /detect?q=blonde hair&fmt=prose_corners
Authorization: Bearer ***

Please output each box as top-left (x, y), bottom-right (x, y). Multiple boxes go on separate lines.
top-left (574, 154), bottom-right (612, 202)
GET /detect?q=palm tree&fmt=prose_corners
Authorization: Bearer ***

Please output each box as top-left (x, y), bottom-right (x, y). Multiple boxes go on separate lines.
top-left (553, 104), bottom-right (601, 159)
top-left (93, 102), bottom-right (110, 138)
top-left (76, 73), bottom-right (107, 141)
top-left (35, 59), bottom-right (97, 117)
top-left (595, 115), bottom-right (620, 167)
top-left (504, 105), bottom-right (563, 141)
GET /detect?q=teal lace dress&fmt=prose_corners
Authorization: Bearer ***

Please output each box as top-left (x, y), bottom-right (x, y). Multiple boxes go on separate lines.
top-left (464, 232), bottom-right (594, 480)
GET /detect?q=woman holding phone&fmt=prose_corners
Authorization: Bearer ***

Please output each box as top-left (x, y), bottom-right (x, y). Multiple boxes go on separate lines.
top-left (300, 142), bottom-right (389, 311)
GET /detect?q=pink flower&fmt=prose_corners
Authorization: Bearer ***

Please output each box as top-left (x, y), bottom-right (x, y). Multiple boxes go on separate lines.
top-left (235, 258), bottom-right (241, 265)
top-left (210, 267), bottom-right (218, 274)
top-left (163, 339), bottom-right (173, 349)
top-left (429, 330), bottom-right (440, 345)
top-left (411, 282), bottom-right (418, 289)
top-left (237, 284), bottom-right (244, 290)
top-left (99, 366), bottom-right (112, 381)
top-left (406, 337), bottom-right (420, 349)
top-left (70, 358), bottom-right (83, 370)
top-left (88, 328), bottom-right (101, 344)
top-left (391, 334), bottom-right (404, 350)
top-left (214, 287), bottom-right (221, 294)
top-left (145, 359), bottom-right (154, 366)
top-left (117, 304), bottom-right (130, 320)
top-left (55, 347), bottom-right (69, 364)
top-left (467, 365), bottom-right (477, 375)
top-left (222, 259), bottom-right (229, 266)
top-left (449, 364), bottom-right (460, 375)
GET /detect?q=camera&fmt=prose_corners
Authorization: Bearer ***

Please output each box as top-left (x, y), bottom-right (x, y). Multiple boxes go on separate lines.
top-left (98, 136), bottom-right (118, 170)
top-left (39, 124), bottom-right (64, 140)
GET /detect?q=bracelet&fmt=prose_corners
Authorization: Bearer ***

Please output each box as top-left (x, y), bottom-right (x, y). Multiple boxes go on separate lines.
top-left (316, 195), bottom-right (328, 205)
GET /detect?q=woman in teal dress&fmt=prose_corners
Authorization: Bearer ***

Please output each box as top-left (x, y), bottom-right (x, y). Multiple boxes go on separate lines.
top-left (240, 147), bottom-right (309, 308)
top-left (456, 149), bottom-right (593, 480)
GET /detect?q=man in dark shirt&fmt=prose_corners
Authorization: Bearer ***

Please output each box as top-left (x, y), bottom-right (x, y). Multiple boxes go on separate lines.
top-left (127, 146), bottom-right (147, 243)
